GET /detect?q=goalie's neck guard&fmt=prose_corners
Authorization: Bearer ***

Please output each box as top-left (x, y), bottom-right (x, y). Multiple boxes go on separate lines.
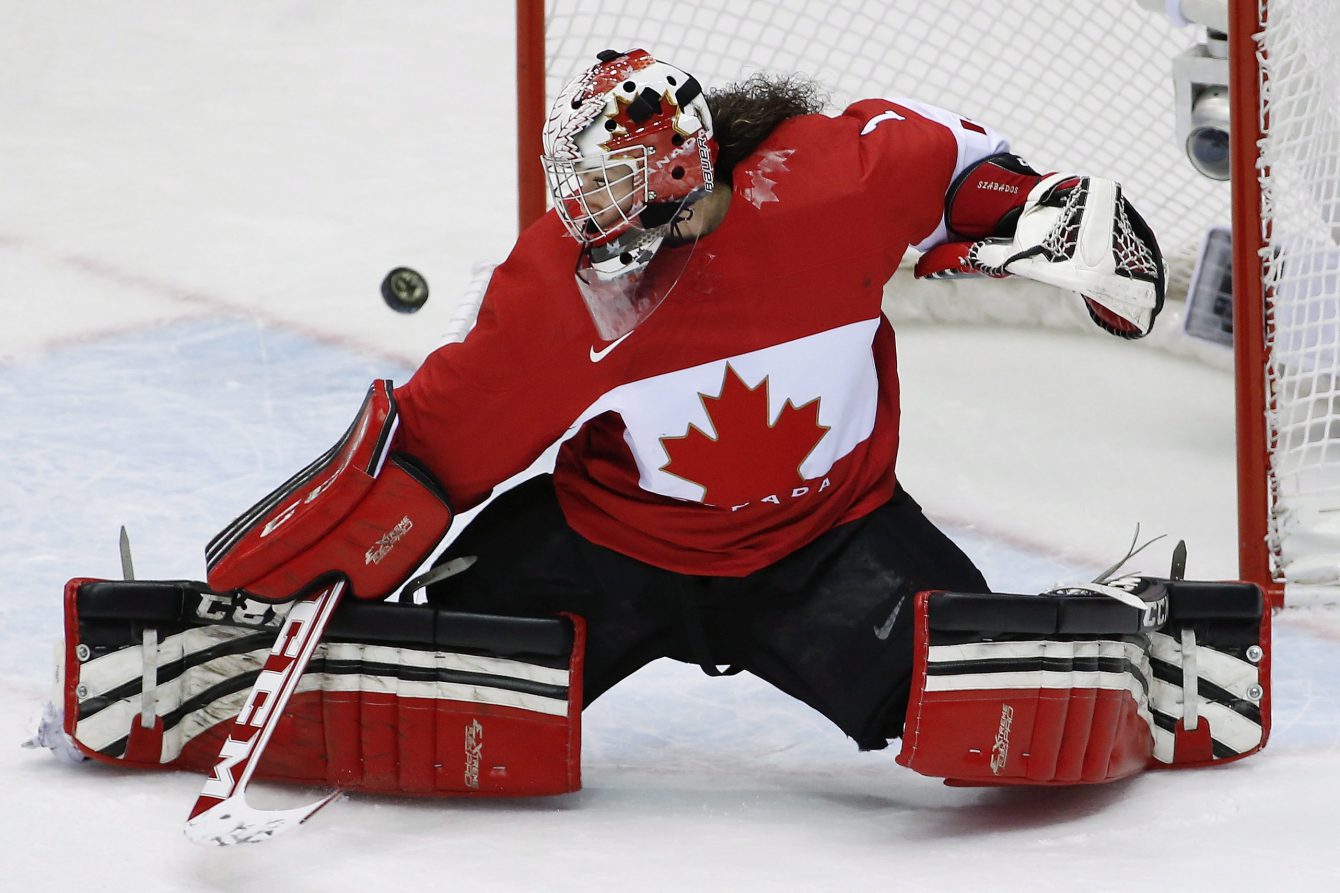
top-left (574, 221), bottom-right (701, 342)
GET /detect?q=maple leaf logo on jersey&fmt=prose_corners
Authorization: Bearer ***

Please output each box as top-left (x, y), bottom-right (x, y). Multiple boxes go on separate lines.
top-left (660, 364), bottom-right (830, 507)
top-left (741, 148), bottom-right (795, 208)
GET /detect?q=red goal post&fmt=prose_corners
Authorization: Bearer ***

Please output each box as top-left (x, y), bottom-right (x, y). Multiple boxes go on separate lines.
top-left (514, 0), bottom-right (1339, 607)
top-left (1228, 0), bottom-right (1273, 604)
top-left (1228, 0), bottom-right (1339, 607)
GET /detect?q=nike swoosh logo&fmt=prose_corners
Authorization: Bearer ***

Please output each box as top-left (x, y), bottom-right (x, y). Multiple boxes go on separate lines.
top-left (873, 596), bottom-right (906, 640)
top-left (589, 331), bottom-right (633, 362)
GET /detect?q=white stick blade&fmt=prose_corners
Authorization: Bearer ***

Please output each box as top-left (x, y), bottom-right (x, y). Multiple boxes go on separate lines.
top-left (184, 790), bottom-right (340, 846)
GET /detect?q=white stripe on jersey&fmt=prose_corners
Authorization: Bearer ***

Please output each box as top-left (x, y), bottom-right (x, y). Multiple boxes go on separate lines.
top-left (562, 318), bottom-right (883, 503)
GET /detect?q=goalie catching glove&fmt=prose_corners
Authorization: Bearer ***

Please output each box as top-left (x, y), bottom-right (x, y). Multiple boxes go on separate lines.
top-left (914, 153), bottom-right (1166, 338)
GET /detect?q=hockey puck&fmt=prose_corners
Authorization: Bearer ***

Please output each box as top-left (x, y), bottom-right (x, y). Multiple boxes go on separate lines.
top-left (381, 267), bottom-right (429, 313)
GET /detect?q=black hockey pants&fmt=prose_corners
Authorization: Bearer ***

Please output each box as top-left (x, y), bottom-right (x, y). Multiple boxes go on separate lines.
top-left (425, 475), bottom-right (987, 749)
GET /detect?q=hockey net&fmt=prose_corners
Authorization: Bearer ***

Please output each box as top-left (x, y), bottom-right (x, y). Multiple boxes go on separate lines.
top-left (1247, 0), bottom-right (1340, 600)
top-left (516, 0), bottom-right (1340, 604)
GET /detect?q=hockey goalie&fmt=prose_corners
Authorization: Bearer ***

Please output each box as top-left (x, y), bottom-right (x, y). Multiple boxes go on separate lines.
top-left (39, 49), bottom-right (1269, 842)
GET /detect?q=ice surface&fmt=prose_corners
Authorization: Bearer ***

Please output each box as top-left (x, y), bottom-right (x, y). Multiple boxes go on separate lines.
top-left (2, 3), bottom-right (1337, 890)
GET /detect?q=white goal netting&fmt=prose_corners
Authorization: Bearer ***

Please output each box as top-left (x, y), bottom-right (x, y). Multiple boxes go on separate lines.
top-left (1255, 0), bottom-right (1340, 595)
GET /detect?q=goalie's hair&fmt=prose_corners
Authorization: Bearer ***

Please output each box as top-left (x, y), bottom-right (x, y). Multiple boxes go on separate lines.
top-left (706, 73), bottom-right (827, 183)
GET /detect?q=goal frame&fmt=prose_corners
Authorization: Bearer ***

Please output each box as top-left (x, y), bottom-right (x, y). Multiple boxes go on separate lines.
top-left (513, 0), bottom-right (1285, 605)
top-left (1227, 0), bottom-right (1277, 605)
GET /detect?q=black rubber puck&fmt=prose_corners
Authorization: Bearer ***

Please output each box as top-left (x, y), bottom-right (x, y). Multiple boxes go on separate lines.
top-left (381, 267), bottom-right (429, 313)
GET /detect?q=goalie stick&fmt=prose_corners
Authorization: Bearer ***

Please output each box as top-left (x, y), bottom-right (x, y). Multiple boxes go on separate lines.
top-left (183, 577), bottom-right (346, 846)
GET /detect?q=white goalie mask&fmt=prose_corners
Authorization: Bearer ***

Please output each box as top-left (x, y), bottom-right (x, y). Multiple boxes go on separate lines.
top-left (541, 49), bottom-right (717, 340)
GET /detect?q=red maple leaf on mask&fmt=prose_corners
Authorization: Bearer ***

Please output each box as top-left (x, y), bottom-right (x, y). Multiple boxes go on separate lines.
top-left (660, 364), bottom-right (830, 507)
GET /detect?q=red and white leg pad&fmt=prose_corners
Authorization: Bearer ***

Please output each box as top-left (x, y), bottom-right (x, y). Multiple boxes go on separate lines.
top-left (56, 579), bottom-right (584, 797)
top-left (897, 579), bottom-right (1269, 786)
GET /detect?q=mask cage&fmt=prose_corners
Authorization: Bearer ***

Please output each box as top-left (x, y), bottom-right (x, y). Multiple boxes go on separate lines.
top-left (542, 147), bottom-right (650, 243)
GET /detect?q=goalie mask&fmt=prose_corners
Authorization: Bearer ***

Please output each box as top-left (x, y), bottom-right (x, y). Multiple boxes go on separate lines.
top-left (542, 49), bottom-right (718, 340)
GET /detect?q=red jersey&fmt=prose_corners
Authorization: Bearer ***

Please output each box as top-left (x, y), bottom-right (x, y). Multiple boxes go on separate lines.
top-left (396, 99), bottom-right (1007, 575)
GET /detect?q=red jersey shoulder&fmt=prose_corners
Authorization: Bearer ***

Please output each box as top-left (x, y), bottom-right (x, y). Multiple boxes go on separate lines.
top-left (841, 100), bottom-right (961, 152)
top-left (733, 102), bottom-right (959, 188)
top-left (842, 99), bottom-right (961, 245)
top-left (481, 211), bottom-right (594, 343)
top-left (495, 212), bottom-right (581, 300)
top-left (404, 210), bottom-right (602, 406)
top-left (725, 101), bottom-right (957, 256)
